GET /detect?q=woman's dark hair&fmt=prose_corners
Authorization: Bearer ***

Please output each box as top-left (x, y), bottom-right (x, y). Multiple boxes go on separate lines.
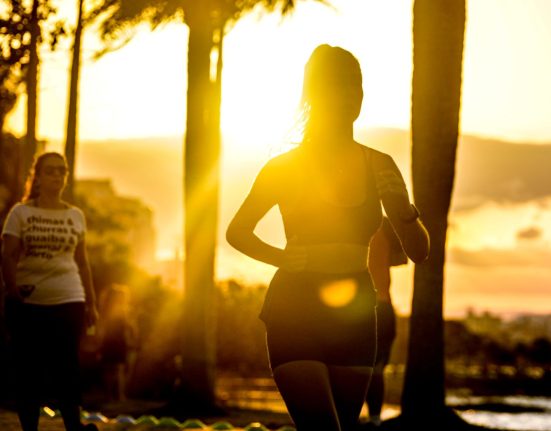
top-left (297, 44), bottom-right (363, 142)
top-left (23, 152), bottom-right (67, 201)
top-left (302, 44), bottom-right (363, 108)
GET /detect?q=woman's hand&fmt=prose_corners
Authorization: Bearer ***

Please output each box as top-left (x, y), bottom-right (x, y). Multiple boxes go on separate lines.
top-left (2, 234), bottom-right (23, 302)
top-left (6, 284), bottom-right (24, 302)
top-left (85, 302), bottom-right (99, 328)
top-left (280, 240), bottom-right (308, 273)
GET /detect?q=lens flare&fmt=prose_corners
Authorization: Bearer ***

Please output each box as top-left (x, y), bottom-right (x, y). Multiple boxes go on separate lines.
top-left (319, 279), bottom-right (358, 308)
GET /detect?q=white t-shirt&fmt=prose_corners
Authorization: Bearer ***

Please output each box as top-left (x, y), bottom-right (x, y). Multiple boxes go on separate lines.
top-left (2, 202), bottom-right (87, 305)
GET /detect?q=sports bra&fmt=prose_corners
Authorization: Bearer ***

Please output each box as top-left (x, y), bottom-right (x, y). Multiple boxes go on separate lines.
top-left (280, 146), bottom-right (383, 247)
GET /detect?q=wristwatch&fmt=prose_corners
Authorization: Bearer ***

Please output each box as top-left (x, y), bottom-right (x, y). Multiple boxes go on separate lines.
top-left (399, 204), bottom-right (420, 224)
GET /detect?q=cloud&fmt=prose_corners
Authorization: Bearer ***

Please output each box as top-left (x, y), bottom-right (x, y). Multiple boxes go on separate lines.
top-left (356, 128), bottom-right (551, 211)
top-left (452, 136), bottom-right (551, 209)
top-left (447, 246), bottom-right (551, 268)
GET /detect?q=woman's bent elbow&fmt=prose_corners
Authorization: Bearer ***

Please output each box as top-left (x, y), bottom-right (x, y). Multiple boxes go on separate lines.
top-left (410, 250), bottom-right (429, 264)
top-left (226, 223), bottom-right (247, 251)
top-left (410, 241), bottom-right (430, 264)
top-left (226, 226), bottom-right (238, 249)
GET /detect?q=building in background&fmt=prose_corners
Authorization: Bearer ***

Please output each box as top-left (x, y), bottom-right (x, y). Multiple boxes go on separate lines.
top-left (75, 179), bottom-right (156, 272)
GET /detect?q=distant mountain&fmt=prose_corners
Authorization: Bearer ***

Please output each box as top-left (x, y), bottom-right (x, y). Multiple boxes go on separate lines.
top-left (454, 135), bottom-right (551, 208)
top-left (355, 128), bottom-right (551, 210)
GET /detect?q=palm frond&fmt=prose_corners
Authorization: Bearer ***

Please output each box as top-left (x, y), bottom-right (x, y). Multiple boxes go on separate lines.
top-left (91, 0), bottom-right (331, 52)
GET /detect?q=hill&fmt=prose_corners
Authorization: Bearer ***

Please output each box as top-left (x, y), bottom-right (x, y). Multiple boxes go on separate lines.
top-left (74, 129), bottom-right (551, 254)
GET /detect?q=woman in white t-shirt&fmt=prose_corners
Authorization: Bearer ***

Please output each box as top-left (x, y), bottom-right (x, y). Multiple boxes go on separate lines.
top-left (1, 152), bottom-right (99, 431)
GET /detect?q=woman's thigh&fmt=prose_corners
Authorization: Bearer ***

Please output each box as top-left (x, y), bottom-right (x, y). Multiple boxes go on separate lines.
top-left (273, 360), bottom-right (341, 431)
top-left (328, 365), bottom-right (373, 429)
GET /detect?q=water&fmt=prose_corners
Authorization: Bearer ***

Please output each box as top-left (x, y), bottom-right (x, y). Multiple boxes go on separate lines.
top-left (452, 396), bottom-right (551, 431)
top-left (217, 377), bottom-right (551, 430)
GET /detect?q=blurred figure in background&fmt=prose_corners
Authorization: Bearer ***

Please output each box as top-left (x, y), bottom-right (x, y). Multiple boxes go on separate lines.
top-left (365, 217), bottom-right (407, 427)
top-left (98, 283), bottom-right (135, 402)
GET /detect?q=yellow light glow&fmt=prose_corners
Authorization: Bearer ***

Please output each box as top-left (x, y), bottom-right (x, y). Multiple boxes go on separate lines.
top-left (220, 1), bottom-right (413, 155)
top-left (319, 279), bottom-right (358, 308)
top-left (42, 406), bottom-right (56, 418)
top-left (4, 0), bottom-right (551, 318)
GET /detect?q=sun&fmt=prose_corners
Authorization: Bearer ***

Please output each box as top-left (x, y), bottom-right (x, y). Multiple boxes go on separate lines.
top-left (221, 17), bottom-right (306, 156)
top-left (219, 1), bottom-right (414, 157)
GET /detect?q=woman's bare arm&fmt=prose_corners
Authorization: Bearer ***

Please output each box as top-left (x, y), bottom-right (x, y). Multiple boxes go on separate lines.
top-left (373, 154), bottom-right (430, 263)
top-left (74, 238), bottom-right (98, 326)
top-left (368, 227), bottom-right (392, 296)
top-left (1, 234), bottom-right (23, 301)
top-left (226, 162), bottom-right (307, 272)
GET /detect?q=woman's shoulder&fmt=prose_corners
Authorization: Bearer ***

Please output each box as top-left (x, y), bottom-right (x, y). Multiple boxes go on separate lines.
top-left (2, 202), bottom-right (31, 232)
top-left (65, 204), bottom-right (86, 219)
top-left (10, 201), bottom-right (28, 211)
top-left (7, 201), bottom-right (32, 216)
top-left (262, 147), bottom-right (303, 176)
top-left (268, 146), bottom-right (302, 165)
top-left (356, 144), bottom-right (393, 162)
top-left (14, 200), bottom-right (77, 210)
top-left (357, 144), bottom-right (397, 171)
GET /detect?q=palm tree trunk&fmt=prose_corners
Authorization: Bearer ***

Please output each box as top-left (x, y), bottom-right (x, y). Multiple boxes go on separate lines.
top-left (0, 116), bottom-right (5, 185)
top-left (211, 26), bottom-right (224, 165)
top-left (401, 0), bottom-right (466, 422)
top-left (177, 8), bottom-right (219, 409)
top-left (23, 0), bottom-right (40, 181)
top-left (64, 0), bottom-right (84, 203)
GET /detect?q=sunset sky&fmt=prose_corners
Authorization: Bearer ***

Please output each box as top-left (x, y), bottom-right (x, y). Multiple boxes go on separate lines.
top-left (5, 0), bottom-right (551, 317)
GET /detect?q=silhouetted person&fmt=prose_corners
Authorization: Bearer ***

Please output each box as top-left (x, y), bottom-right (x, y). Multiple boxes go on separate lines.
top-left (227, 44), bottom-right (430, 431)
top-left (98, 283), bottom-right (135, 402)
top-left (365, 217), bottom-right (407, 426)
top-left (1, 152), bottom-right (99, 431)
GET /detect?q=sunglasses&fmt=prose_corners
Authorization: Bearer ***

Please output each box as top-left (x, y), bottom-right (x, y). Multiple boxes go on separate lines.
top-left (43, 166), bottom-right (68, 176)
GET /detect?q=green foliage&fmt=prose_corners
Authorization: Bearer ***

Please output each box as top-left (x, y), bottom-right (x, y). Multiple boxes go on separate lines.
top-left (0, 133), bottom-right (24, 218)
top-left (444, 320), bottom-right (484, 361)
top-left (120, 278), bottom-right (273, 398)
top-left (391, 315), bottom-right (551, 377)
top-left (0, 0), bottom-right (32, 123)
top-left (530, 338), bottom-right (551, 364)
top-left (73, 186), bottom-right (192, 399)
top-left (91, 0), bottom-right (327, 55)
top-left (74, 192), bottom-right (132, 289)
top-left (115, 278), bottom-right (273, 398)
top-left (0, 0), bottom-right (66, 98)
top-left (216, 280), bottom-right (271, 376)
top-left (0, 1), bottom-right (32, 65)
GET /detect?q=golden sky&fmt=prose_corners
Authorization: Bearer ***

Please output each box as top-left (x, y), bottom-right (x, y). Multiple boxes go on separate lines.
top-left (5, 0), bottom-right (551, 316)
top-left (7, 0), bottom-right (551, 143)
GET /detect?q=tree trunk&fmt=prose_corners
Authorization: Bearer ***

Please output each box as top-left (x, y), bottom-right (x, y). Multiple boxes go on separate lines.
top-left (64, 0), bottom-right (84, 203)
top-left (211, 26), bottom-right (224, 170)
top-left (0, 116), bottom-right (5, 186)
top-left (401, 0), bottom-right (466, 422)
top-left (23, 0), bottom-right (40, 181)
top-left (176, 6), bottom-right (219, 411)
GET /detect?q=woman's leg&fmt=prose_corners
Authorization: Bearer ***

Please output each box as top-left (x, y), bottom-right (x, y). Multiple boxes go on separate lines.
top-left (328, 365), bottom-right (372, 431)
top-left (365, 365), bottom-right (384, 424)
top-left (116, 363), bottom-right (127, 401)
top-left (365, 301), bottom-right (395, 424)
top-left (6, 301), bottom-right (42, 431)
top-left (48, 303), bottom-right (86, 431)
top-left (273, 360), bottom-right (341, 431)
